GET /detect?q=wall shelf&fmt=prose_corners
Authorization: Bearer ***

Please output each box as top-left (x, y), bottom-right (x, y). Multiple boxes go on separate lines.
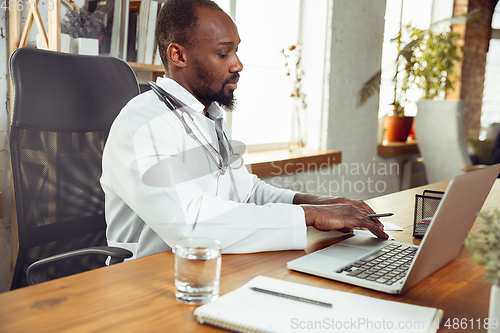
top-left (127, 62), bottom-right (164, 72)
top-left (245, 150), bottom-right (342, 178)
top-left (127, 62), bottom-right (165, 84)
top-left (377, 140), bottom-right (419, 157)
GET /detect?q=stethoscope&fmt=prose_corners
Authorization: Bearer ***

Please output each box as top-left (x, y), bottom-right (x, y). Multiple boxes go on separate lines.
top-left (148, 81), bottom-right (244, 177)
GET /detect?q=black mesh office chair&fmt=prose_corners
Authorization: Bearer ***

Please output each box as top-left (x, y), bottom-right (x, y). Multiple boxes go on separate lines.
top-left (9, 48), bottom-right (138, 289)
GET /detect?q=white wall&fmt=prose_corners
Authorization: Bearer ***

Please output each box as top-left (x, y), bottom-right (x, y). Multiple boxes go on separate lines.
top-left (328, 0), bottom-right (403, 200)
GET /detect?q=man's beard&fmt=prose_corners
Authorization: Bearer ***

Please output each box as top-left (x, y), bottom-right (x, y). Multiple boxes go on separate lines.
top-left (193, 61), bottom-right (238, 111)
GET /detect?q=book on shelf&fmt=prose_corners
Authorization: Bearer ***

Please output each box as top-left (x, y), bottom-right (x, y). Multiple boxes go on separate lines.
top-left (110, 0), bottom-right (130, 59)
top-left (104, 0), bottom-right (165, 64)
top-left (126, 1), bottom-right (141, 62)
top-left (194, 276), bottom-right (443, 333)
top-left (88, 0), bottom-right (114, 55)
top-left (153, 44), bottom-right (162, 66)
top-left (136, 0), bottom-right (162, 64)
top-left (143, 0), bottom-right (159, 64)
top-left (136, 0), bottom-right (150, 63)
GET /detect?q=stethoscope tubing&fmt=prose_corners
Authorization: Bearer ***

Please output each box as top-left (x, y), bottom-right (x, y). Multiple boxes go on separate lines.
top-left (148, 81), bottom-right (243, 174)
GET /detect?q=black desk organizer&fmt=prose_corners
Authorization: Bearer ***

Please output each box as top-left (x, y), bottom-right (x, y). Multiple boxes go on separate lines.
top-left (413, 190), bottom-right (445, 238)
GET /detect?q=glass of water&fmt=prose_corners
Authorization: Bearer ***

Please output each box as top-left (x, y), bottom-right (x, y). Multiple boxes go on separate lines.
top-left (174, 238), bottom-right (222, 304)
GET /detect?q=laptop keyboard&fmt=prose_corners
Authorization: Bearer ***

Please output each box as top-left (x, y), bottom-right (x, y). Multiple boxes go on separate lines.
top-left (335, 243), bottom-right (418, 285)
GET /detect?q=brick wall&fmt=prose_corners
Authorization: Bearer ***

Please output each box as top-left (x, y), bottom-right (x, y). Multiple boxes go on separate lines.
top-left (452, 0), bottom-right (499, 139)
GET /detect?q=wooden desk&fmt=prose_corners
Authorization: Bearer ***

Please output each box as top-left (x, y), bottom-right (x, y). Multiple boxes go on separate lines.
top-left (1, 180), bottom-right (498, 332)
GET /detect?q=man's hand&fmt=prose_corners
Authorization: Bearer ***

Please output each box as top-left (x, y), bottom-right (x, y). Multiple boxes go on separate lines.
top-left (293, 193), bottom-right (388, 237)
top-left (301, 203), bottom-right (389, 239)
top-left (293, 193), bottom-right (376, 215)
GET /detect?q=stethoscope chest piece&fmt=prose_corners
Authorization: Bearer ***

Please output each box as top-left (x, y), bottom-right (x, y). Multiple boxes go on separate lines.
top-left (229, 152), bottom-right (244, 170)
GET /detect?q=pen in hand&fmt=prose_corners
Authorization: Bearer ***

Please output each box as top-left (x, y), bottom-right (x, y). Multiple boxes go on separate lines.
top-left (367, 213), bottom-right (394, 218)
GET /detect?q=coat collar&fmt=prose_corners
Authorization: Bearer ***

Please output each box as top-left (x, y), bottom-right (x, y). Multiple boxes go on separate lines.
top-left (155, 77), bottom-right (224, 120)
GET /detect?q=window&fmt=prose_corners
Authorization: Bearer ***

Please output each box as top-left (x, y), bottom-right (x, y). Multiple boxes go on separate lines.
top-left (480, 4), bottom-right (500, 138)
top-left (214, 0), bottom-right (316, 150)
top-left (379, 0), bottom-right (438, 118)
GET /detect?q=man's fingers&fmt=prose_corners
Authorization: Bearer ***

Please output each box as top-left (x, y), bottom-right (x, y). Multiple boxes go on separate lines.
top-left (350, 199), bottom-right (377, 215)
top-left (337, 227), bottom-right (354, 233)
top-left (372, 228), bottom-right (389, 239)
top-left (310, 204), bottom-right (388, 240)
top-left (360, 203), bottom-right (376, 215)
top-left (351, 205), bottom-right (372, 217)
top-left (360, 217), bottom-right (388, 239)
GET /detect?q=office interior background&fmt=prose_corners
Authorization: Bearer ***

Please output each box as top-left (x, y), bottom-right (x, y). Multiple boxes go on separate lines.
top-left (0, 0), bottom-right (498, 292)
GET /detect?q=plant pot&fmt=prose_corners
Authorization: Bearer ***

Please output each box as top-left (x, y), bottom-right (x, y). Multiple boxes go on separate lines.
top-left (36, 33), bottom-right (71, 53)
top-left (489, 284), bottom-right (500, 333)
top-left (383, 114), bottom-right (414, 142)
top-left (71, 38), bottom-right (99, 56)
top-left (409, 118), bottom-right (416, 140)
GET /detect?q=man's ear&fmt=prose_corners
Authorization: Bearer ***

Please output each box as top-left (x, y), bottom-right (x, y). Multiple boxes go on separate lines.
top-left (167, 43), bottom-right (187, 69)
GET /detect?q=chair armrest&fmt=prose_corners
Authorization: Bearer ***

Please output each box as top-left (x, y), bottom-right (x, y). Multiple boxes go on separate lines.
top-left (26, 246), bottom-right (133, 286)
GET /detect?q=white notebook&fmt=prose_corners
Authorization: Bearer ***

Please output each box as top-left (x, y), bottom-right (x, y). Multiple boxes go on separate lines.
top-left (194, 276), bottom-right (443, 333)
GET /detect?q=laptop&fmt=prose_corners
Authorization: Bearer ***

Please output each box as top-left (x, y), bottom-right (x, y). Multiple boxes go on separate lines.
top-left (287, 163), bottom-right (500, 295)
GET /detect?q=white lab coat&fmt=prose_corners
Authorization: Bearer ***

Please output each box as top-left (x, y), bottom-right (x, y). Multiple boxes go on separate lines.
top-left (100, 78), bottom-right (307, 260)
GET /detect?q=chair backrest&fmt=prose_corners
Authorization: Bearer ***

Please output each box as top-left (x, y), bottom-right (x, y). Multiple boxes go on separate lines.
top-left (415, 99), bottom-right (471, 184)
top-left (9, 48), bottom-right (139, 289)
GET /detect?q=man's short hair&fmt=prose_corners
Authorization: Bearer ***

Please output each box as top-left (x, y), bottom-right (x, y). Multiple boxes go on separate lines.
top-left (155, 0), bottom-right (222, 74)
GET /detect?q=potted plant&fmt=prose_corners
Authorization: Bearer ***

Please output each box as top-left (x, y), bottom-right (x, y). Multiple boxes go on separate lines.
top-left (63, 8), bottom-right (104, 55)
top-left (359, 10), bottom-right (477, 142)
top-left (359, 24), bottom-right (424, 142)
top-left (465, 208), bottom-right (500, 332)
top-left (381, 25), bottom-right (420, 142)
top-left (281, 43), bottom-right (308, 154)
